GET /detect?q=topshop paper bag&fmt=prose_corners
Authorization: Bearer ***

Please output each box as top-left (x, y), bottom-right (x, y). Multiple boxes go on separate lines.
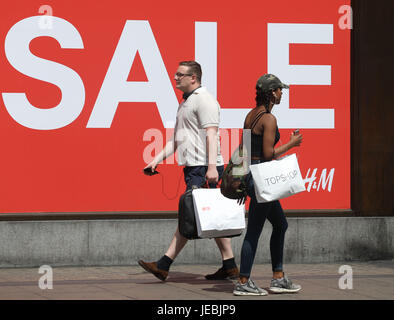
top-left (192, 188), bottom-right (245, 238)
top-left (249, 154), bottom-right (306, 203)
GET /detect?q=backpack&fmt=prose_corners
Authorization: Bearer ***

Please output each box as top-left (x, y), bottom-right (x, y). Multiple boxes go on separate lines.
top-left (220, 111), bottom-right (267, 202)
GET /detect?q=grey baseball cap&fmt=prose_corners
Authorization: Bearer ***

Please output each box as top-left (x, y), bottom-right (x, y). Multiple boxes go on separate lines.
top-left (256, 74), bottom-right (289, 92)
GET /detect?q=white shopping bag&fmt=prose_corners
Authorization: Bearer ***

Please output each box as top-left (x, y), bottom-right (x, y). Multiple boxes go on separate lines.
top-left (249, 154), bottom-right (306, 203)
top-left (192, 188), bottom-right (245, 238)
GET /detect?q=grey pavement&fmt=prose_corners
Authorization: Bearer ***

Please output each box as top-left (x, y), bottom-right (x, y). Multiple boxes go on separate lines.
top-left (0, 260), bottom-right (392, 300)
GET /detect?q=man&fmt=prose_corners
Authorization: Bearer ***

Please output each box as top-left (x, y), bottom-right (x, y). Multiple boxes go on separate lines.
top-left (139, 61), bottom-right (239, 281)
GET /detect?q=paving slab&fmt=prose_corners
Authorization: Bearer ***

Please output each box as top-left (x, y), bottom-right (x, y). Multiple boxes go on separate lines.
top-left (0, 260), bottom-right (392, 301)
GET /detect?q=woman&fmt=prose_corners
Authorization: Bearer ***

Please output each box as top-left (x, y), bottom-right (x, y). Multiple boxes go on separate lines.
top-left (233, 74), bottom-right (303, 296)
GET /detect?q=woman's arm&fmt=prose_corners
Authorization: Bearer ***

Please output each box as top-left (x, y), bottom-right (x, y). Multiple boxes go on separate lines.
top-left (261, 114), bottom-right (303, 160)
top-left (261, 114), bottom-right (278, 160)
top-left (273, 132), bottom-right (303, 159)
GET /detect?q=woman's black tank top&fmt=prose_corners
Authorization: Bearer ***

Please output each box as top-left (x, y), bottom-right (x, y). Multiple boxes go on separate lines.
top-left (249, 111), bottom-right (280, 159)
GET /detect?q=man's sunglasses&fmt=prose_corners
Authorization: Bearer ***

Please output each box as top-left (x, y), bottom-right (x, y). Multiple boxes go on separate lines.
top-left (175, 72), bottom-right (193, 78)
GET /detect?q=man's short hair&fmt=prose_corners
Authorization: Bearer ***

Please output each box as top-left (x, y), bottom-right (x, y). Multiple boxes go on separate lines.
top-left (179, 61), bottom-right (202, 83)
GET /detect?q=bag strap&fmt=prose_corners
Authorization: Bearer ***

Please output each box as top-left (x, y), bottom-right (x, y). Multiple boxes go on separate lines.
top-left (239, 111), bottom-right (267, 148)
top-left (249, 111), bottom-right (268, 131)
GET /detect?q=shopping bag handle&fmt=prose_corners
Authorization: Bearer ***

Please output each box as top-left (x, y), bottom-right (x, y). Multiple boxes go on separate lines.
top-left (200, 179), bottom-right (221, 189)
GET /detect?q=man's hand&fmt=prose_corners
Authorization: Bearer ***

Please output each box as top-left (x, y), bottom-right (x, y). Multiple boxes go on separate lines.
top-left (143, 160), bottom-right (158, 175)
top-left (205, 166), bottom-right (219, 184)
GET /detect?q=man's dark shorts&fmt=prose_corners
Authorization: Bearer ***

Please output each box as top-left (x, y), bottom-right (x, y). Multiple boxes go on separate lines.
top-left (183, 165), bottom-right (224, 191)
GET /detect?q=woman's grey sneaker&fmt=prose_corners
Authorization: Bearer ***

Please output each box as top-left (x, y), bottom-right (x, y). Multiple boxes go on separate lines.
top-left (269, 276), bottom-right (301, 293)
top-left (233, 278), bottom-right (268, 296)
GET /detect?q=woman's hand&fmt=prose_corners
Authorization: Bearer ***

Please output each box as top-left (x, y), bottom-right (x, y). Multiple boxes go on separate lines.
top-left (289, 131), bottom-right (303, 148)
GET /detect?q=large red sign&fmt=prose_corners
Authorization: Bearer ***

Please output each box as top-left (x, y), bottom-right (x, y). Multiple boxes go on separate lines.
top-left (0, 0), bottom-right (351, 213)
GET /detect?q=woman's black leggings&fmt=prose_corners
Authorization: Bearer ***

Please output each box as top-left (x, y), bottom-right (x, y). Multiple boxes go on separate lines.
top-left (239, 173), bottom-right (288, 278)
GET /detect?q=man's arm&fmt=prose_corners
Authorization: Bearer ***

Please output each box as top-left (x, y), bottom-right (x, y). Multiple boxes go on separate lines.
top-left (144, 134), bottom-right (176, 172)
top-left (205, 126), bottom-right (219, 184)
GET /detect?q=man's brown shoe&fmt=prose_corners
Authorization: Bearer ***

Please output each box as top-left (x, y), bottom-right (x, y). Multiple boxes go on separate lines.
top-left (138, 260), bottom-right (168, 281)
top-left (205, 267), bottom-right (239, 280)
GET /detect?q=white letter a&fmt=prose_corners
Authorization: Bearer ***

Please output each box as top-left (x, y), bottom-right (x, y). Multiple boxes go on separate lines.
top-left (87, 20), bottom-right (178, 128)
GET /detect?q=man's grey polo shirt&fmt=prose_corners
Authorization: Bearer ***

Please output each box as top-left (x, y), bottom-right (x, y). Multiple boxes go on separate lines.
top-left (174, 86), bottom-right (224, 167)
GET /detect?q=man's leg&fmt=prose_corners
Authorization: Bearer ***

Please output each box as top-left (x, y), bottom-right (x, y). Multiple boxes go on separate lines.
top-left (164, 226), bottom-right (189, 260)
top-left (214, 237), bottom-right (234, 260)
top-left (204, 237), bottom-right (239, 280)
top-left (138, 167), bottom-right (198, 281)
top-left (138, 226), bottom-right (188, 282)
